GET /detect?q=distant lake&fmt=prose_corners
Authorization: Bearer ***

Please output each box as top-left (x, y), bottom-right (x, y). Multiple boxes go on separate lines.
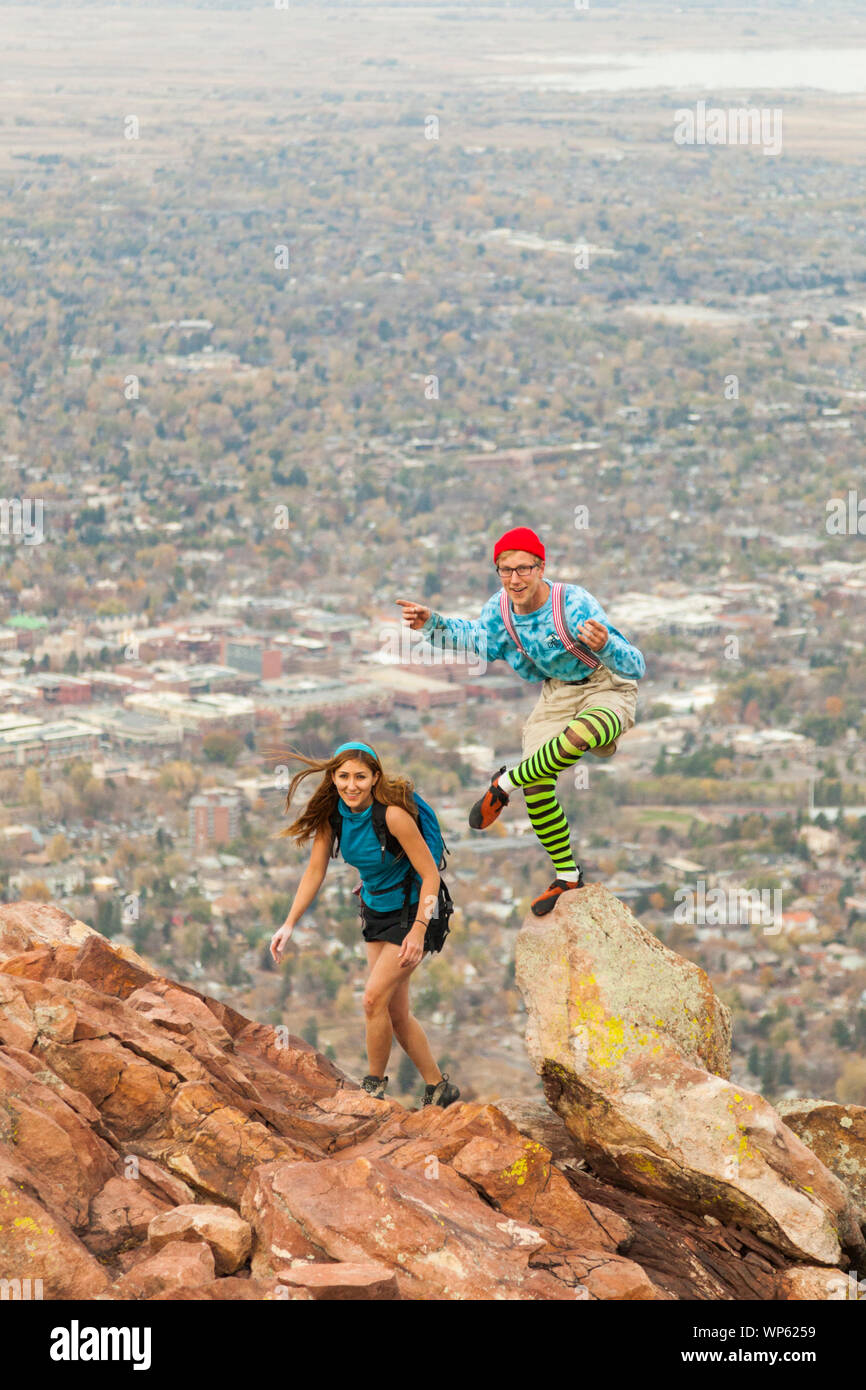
top-left (486, 48), bottom-right (866, 94)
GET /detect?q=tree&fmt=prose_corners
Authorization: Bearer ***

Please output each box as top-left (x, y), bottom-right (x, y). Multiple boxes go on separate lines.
top-left (47, 833), bottom-right (70, 863)
top-left (831, 1019), bottom-right (851, 1049)
top-left (202, 730), bottom-right (243, 765)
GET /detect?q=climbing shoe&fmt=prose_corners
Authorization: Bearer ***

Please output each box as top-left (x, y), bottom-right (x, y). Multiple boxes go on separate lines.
top-left (361, 1074), bottom-right (389, 1098)
top-left (422, 1072), bottom-right (460, 1108)
top-left (468, 766), bottom-right (510, 830)
top-left (530, 870), bottom-right (585, 917)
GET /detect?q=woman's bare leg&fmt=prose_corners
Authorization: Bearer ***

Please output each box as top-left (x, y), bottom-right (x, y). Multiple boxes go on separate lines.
top-left (363, 941), bottom-right (391, 1075)
top-left (363, 943), bottom-right (440, 1082)
top-left (387, 971), bottom-right (442, 1086)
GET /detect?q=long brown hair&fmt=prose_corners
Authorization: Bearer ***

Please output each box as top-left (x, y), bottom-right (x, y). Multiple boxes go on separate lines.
top-left (267, 743), bottom-right (417, 851)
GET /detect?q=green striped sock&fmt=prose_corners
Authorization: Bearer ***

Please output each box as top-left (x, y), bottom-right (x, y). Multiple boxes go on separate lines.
top-left (506, 708), bottom-right (623, 789)
top-left (524, 781), bottom-right (578, 876)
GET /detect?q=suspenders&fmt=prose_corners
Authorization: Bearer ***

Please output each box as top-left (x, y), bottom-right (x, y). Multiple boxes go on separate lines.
top-left (498, 581), bottom-right (602, 671)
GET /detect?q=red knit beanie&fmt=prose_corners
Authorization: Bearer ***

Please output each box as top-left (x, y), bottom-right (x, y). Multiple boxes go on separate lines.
top-left (493, 526), bottom-right (545, 563)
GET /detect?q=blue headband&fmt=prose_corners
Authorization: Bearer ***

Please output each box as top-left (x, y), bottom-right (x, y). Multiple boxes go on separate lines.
top-left (333, 741), bottom-right (379, 761)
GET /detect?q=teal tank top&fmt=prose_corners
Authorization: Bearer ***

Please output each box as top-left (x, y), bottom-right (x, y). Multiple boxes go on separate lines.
top-left (337, 799), bottom-right (420, 913)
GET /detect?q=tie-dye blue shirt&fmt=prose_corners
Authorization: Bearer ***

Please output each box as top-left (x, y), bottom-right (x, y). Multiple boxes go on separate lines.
top-left (420, 581), bottom-right (645, 682)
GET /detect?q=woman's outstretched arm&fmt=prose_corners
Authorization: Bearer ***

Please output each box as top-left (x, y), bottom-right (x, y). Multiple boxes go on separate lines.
top-left (270, 823), bottom-right (332, 963)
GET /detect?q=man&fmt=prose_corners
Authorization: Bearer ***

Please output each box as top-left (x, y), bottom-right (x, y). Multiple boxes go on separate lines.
top-left (397, 525), bottom-right (645, 916)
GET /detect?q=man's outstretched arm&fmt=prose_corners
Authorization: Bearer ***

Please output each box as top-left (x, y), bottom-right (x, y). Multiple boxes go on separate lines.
top-left (396, 596), bottom-right (505, 663)
top-left (566, 586), bottom-right (646, 679)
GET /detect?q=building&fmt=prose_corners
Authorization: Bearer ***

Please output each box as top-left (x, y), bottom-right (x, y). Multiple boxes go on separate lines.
top-left (222, 636), bottom-right (283, 680)
top-left (366, 667), bottom-right (463, 711)
top-left (175, 628), bottom-right (223, 662)
top-left (124, 690), bottom-right (257, 734)
top-left (189, 789), bottom-right (242, 852)
top-left (32, 674), bottom-right (93, 706)
top-left (4, 614), bottom-right (49, 650)
top-left (0, 718), bottom-right (101, 768)
top-left (257, 676), bottom-right (393, 727)
top-left (9, 862), bottom-right (86, 899)
top-left (88, 707), bottom-right (184, 749)
top-left (0, 824), bottom-right (44, 854)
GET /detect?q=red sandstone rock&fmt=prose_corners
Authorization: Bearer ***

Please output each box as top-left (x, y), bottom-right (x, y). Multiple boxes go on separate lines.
top-left (516, 886), bottom-right (864, 1267)
top-left (273, 1259), bottom-right (400, 1299)
top-left (137, 1081), bottom-right (315, 1206)
top-left (242, 1153), bottom-right (572, 1300)
top-left (148, 1275), bottom-right (312, 1300)
top-left (71, 933), bottom-right (158, 1000)
top-left (0, 944), bottom-right (78, 982)
top-left (110, 1238), bottom-right (216, 1300)
top-left (0, 1150), bottom-right (110, 1299)
top-left (147, 1203), bottom-right (252, 1273)
top-left (84, 1176), bottom-right (173, 1257)
top-left (776, 1266), bottom-right (855, 1300)
top-left (0, 1047), bottom-right (116, 1227)
top-left (0, 902), bottom-right (856, 1303)
top-left (776, 1099), bottom-right (866, 1218)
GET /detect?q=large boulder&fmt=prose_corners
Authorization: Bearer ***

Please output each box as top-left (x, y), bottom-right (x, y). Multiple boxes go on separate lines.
top-left (242, 1152), bottom-right (576, 1300)
top-left (515, 885), bottom-right (864, 1267)
top-left (776, 1099), bottom-right (866, 1219)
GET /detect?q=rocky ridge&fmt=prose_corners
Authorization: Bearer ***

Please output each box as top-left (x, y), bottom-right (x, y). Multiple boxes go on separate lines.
top-left (0, 894), bottom-right (863, 1301)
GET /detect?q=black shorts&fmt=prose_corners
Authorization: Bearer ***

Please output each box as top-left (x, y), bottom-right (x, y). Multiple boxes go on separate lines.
top-left (360, 901), bottom-right (441, 952)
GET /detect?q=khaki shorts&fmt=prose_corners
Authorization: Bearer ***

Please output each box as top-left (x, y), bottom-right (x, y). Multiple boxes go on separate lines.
top-left (521, 666), bottom-right (639, 762)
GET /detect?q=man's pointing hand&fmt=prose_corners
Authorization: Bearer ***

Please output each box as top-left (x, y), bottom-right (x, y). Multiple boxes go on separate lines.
top-left (396, 599), bottom-right (431, 631)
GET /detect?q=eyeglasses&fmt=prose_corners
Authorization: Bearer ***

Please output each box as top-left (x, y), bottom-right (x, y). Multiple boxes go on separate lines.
top-left (496, 563), bottom-right (540, 579)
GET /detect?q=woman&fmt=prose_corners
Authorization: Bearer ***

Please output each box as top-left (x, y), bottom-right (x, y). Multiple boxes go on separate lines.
top-left (269, 740), bottom-right (460, 1107)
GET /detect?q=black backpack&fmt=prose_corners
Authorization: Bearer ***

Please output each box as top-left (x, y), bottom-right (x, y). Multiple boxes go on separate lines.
top-left (329, 798), bottom-right (454, 952)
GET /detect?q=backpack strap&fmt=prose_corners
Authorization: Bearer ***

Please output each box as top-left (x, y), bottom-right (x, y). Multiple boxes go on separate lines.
top-left (551, 582), bottom-right (602, 670)
top-left (499, 589), bottom-right (527, 654)
top-left (371, 800), bottom-right (405, 860)
top-left (372, 801), bottom-right (422, 932)
top-left (499, 582), bottom-right (602, 671)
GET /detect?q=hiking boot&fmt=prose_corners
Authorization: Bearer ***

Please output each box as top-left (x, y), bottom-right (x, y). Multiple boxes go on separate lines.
top-left (530, 870), bottom-right (585, 917)
top-left (361, 1074), bottom-right (389, 1098)
top-left (422, 1072), bottom-right (460, 1108)
top-left (468, 767), bottom-right (510, 830)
